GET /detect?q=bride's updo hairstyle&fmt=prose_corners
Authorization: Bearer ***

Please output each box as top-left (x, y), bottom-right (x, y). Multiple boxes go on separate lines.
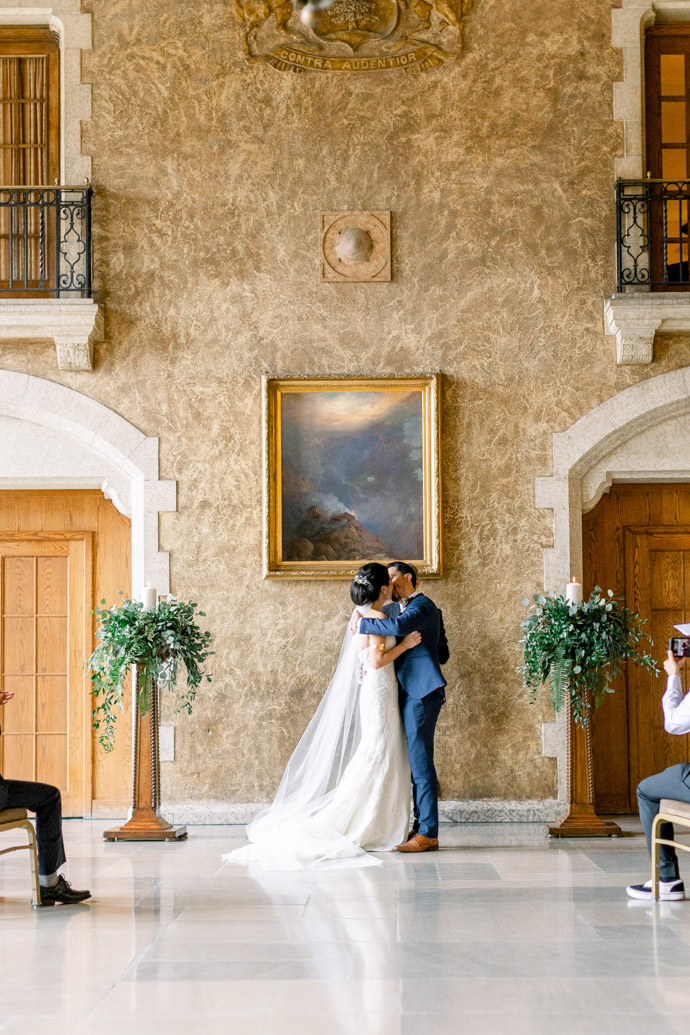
top-left (350, 562), bottom-right (389, 606)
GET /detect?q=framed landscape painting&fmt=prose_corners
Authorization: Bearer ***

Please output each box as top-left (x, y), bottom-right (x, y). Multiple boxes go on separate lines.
top-left (263, 374), bottom-right (441, 579)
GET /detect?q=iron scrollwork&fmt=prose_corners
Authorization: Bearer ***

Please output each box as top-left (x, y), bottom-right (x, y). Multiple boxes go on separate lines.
top-left (615, 179), bottom-right (690, 291)
top-left (0, 185), bottom-right (92, 297)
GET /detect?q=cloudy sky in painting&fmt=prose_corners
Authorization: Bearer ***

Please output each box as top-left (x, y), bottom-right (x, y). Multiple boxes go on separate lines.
top-left (281, 389), bottom-right (424, 558)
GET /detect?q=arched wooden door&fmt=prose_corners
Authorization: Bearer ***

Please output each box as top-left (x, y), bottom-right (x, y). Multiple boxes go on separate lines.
top-left (584, 485), bottom-right (690, 814)
top-left (0, 534), bottom-right (91, 815)
top-left (0, 491), bottom-right (131, 817)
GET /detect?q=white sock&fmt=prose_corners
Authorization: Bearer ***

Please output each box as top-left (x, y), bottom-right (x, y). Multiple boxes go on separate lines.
top-left (39, 872), bottom-right (59, 888)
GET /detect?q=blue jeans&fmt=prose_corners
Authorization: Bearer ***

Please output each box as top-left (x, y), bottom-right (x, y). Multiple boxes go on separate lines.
top-left (637, 763), bottom-right (690, 881)
top-left (401, 688), bottom-right (445, 839)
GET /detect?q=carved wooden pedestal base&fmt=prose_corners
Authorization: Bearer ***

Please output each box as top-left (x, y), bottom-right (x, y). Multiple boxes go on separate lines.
top-left (546, 701), bottom-right (622, 839)
top-left (103, 809), bottom-right (187, 842)
top-left (103, 664), bottom-right (187, 843)
top-left (547, 804), bottom-right (621, 838)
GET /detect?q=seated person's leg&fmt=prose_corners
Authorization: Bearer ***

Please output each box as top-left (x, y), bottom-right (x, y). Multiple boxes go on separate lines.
top-left (3, 779), bottom-right (90, 904)
top-left (3, 779), bottom-right (65, 884)
top-left (627, 763), bottom-right (690, 900)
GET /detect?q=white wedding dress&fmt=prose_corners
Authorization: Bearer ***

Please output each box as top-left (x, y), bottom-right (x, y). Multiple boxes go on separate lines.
top-left (225, 628), bottom-right (411, 871)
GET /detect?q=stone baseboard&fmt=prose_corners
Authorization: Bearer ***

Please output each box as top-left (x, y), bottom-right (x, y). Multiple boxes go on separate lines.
top-left (157, 799), bottom-right (566, 825)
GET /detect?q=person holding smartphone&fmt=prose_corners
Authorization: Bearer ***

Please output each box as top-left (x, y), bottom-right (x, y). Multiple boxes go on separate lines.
top-left (626, 649), bottom-right (690, 901)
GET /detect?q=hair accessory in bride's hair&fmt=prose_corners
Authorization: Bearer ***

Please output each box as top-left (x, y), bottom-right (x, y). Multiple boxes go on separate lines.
top-left (353, 574), bottom-right (371, 587)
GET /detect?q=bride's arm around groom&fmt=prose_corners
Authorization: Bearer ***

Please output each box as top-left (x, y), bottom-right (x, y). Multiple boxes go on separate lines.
top-left (358, 591), bottom-right (448, 690)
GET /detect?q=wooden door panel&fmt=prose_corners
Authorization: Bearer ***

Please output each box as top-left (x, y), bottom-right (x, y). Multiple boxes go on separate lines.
top-left (587, 489), bottom-right (690, 813)
top-left (37, 556), bottom-right (67, 613)
top-left (625, 527), bottom-right (652, 805)
top-left (625, 530), bottom-right (690, 806)
top-left (36, 674), bottom-right (66, 732)
top-left (0, 491), bottom-right (131, 817)
top-left (0, 535), bottom-right (90, 815)
top-left (2, 674), bottom-right (32, 732)
top-left (586, 491), bottom-right (630, 813)
top-left (36, 616), bottom-right (66, 673)
top-left (4, 556), bottom-right (33, 613)
top-left (650, 550), bottom-right (683, 608)
top-left (2, 732), bottom-right (33, 780)
top-left (3, 616), bottom-right (33, 673)
top-left (36, 733), bottom-right (66, 787)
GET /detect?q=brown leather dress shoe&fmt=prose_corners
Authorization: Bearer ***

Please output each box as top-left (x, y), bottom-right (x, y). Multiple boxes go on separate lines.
top-left (395, 834), bottom-right (439, 853)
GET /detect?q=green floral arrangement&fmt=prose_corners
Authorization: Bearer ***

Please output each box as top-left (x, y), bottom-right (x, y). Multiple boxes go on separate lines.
top-left (518, 587), bottom-right (659, 727)
top-left (88, 594), bottom-right (213, 751)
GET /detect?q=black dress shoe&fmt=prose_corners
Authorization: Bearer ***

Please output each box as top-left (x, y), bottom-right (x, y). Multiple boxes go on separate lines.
top-left (39, 875), bottom-right (91, 906)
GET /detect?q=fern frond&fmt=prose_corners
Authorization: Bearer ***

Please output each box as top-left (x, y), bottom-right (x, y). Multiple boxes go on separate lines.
top-left (549, 645), bottom-right (571, 714)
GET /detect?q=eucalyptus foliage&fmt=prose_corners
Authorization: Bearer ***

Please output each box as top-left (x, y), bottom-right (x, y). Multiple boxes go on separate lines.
top-left (518, 588), bottom-right (658, 727)
top-left (88, 594), bottom-right (213, 752)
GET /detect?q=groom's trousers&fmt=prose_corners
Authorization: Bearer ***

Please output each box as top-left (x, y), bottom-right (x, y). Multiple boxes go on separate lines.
top-left (400, 688), bottom-right (444, 839)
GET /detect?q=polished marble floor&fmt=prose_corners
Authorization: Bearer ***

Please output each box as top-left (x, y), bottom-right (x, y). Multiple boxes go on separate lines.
top-left (1, 820), bottom-right (690, 1034)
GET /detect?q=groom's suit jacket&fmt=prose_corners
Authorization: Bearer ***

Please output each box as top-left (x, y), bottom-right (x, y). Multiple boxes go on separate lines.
top-left (359, 593), bottom-right (448, 700)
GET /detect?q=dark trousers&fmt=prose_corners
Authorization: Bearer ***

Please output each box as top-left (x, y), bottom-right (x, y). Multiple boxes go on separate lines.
top-left (401, 688), bottom-right (445, 839)
top-left (0, 778), bottom-right (66, 876)
top-left (637, 763), bottom-right (690, 881)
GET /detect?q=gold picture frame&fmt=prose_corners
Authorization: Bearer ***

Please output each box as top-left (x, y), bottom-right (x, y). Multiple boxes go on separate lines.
top-left (263, 373), bottom-right (441, 579)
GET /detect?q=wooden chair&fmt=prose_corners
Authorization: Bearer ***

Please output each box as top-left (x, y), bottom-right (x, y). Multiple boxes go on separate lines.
top-left (0, 808), bottom-right (41, 906)
top-left (652, 798), bottom-right (690, 900)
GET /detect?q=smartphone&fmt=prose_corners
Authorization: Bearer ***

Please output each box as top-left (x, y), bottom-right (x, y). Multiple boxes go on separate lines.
top-left (669, 637), bottom-right (690, 659)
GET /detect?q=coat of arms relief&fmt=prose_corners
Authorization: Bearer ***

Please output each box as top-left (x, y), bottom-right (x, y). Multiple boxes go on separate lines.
top-left (233, 0), bottom-right (472, 73)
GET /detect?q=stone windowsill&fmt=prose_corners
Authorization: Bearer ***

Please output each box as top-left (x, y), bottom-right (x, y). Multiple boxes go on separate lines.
top-left (0, 298), bottom-right (104, 370)
top-left (604, 292), bottom-right (690, 366)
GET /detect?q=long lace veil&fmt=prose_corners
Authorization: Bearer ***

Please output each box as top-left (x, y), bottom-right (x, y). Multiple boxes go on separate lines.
top-left (225, 611), bottom-right (379, 870)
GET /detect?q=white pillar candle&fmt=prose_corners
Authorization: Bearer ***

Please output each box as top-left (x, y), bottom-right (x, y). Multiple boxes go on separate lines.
top-left (141, 584), bottom-right (157, 610)
top-left (565, 577), bottom-right (583, 606)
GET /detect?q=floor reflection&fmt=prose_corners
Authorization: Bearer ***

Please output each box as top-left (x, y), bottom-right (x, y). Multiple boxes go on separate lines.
top-left (0, 819), bottom-right (688, 1034)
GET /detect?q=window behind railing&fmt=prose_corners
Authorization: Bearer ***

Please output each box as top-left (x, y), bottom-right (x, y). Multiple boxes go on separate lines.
top-left (0, 27), bottom-right (61, 296)
top-left (0, 28), bottom-right (91, 298)
top-left (644, 26), bottom-right (690, 289)
top-left (0, 27), bottom-right (59, 187)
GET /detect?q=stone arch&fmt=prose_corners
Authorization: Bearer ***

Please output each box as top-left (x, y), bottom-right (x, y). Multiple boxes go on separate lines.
top-left (0, 369), bottom-right (176, 595)
top-left (536, 366), bottom-right (690, 801)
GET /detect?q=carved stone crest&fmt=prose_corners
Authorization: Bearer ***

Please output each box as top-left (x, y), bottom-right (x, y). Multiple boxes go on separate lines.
top-left (233, 0), bottom-right (472, 73)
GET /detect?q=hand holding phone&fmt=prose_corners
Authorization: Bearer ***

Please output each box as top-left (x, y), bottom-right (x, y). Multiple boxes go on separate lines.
top-left (668, 637), bottom-right (690, 659)
top-left (665, 649), bottom-right (682, 677)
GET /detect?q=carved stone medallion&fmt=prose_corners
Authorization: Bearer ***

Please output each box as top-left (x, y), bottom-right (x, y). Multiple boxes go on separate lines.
top-left (321, 212), bottom-right (391, 282)
top-left (233, 0), bottom-right (473, 73)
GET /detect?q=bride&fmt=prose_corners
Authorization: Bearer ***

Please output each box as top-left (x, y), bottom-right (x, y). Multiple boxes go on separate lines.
top-left (225, 562), bottom-right (420, 870)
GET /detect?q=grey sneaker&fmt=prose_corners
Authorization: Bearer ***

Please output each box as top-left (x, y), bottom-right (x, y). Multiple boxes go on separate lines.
top-left (626, 878), bottom-right (685, 901)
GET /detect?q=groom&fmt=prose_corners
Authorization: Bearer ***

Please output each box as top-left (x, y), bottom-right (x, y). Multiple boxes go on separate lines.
top-left (358, 561), bottom-right (449, 853)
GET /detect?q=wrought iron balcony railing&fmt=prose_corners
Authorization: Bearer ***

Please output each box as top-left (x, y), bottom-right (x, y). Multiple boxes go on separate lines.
top-left (615, 179), bottom-right (690, 292)
top-left (0, 185), bottom-right (92, 297)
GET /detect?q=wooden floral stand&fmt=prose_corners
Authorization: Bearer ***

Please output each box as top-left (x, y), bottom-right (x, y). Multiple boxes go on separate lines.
top-left (104, 664), bottom-right (187, 842)
top-left (547, 699), bottom-right (621, 838)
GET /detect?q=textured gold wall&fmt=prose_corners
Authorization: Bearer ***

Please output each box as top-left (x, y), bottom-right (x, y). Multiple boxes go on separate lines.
top-left (1, 0), bottom-right (671, 803)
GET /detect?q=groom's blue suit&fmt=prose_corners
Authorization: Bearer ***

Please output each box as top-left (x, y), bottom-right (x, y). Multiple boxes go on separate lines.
top-left (359, 594), bottom-right (448, 839)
